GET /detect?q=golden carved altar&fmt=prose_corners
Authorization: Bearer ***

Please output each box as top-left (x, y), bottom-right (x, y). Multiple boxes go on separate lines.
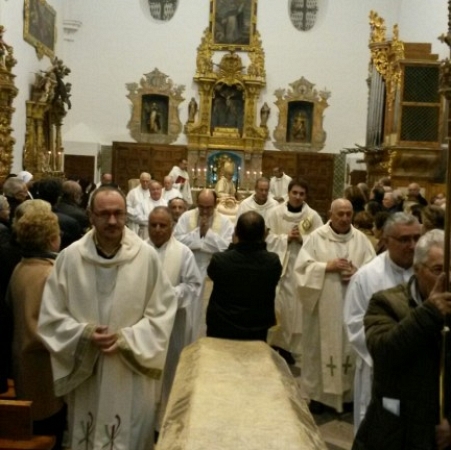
top-left (185, 29), bottom-right (268, 154)
top-left (23, 57), bottom-right (72, 177)
top-left (0, 26), bottom-right (18, 181)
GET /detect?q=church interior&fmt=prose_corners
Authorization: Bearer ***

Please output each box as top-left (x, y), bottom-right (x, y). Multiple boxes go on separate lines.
top-left (0, 0), bottom-right (450, 448)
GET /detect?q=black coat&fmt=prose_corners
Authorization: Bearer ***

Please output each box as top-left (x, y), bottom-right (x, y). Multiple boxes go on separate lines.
top-left (206, 241), bottom-right (282, 340)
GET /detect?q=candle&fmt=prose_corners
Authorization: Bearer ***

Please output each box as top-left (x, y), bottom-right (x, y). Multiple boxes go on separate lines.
top-left (259, 171), bottom-right (262, 176)
top-left (238, 166), bottom-right (241, 171)
top-left (203, 168), bottom-right (206, 173)
top-left (246, 171), bottom-right (250, 177)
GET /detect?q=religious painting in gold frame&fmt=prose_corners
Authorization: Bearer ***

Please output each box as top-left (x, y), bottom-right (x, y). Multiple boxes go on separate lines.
top-left (209, 0), bottom-right (257, 51)
top-left (23, 0), bottom-right (56, 59)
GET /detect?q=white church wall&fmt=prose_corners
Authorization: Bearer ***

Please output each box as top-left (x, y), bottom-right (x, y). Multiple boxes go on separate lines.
top-left (0, 0), bottom-right (448, 174)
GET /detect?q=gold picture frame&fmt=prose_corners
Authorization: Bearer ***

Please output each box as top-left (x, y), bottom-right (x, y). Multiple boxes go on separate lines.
top-left (23, 0), bottom-right (56, 59)
top-left (209, 0), bottom-right (257, 51)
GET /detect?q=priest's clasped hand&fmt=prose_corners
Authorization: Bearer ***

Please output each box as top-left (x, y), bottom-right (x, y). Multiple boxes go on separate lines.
top-left (326, 258), bottom-right (356, 282)
top-left (92, 325), bottom-right (118, 354)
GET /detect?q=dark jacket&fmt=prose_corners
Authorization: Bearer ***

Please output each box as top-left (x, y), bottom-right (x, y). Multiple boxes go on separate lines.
top-left (206, 241), bottom-right (282, 340)
top-left (54, 200), bottom-right (90, 232)
top-left (353, 279), bottom-right (449, 450)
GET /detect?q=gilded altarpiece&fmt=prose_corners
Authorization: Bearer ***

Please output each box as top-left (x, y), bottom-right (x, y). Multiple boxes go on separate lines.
top-left (0, 26), bottom-right (18, 181)
top-left (126, 68), bottom-right (185, 145)
top-left (23, 57), bottom-right (71, 177)
top-left (185, 28), bottom-right (268, 187)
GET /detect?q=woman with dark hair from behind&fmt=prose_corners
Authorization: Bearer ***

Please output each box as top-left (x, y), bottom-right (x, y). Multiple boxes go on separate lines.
top-left (344, 185), bottom-right (366, 214)
top-left (373, 211), bottom-right (390, 254)
top-left (8, 209), bottom-right (66, 448)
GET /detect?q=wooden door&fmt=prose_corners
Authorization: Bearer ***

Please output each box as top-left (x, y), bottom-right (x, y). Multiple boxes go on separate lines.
top-left (112, 142), bottom-right (187, 193)
top-left (150, 145), bottom-right (187, 184)
top-left (297, 153), bottom-right (334, 220)
top-left (262, 150), bottom-right (335, 220)
top-left (64, 155), bottom-right (95, 183)
top-left (261, 151), bottom-right (297, 179)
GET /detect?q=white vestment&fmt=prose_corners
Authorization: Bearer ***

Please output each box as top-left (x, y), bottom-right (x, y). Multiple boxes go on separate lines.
top-left (215, 177), bottom-right (236, 198)
top-left (126, 186), bottom-right (150, 235)
top-left (162, 188), bottom-right (182, 203)
top-left (168, 166), bottom-right (193, 205)
top-left (147, 236), bottom-right (202, 429)
top-left (266, 202), bottom-right (323, 359)
top-left (236, 194), bottom-right (278, 223)
top-left (269, 173), bottom-right (292, 201)
top-left (344, 251), bottom-right (413, 432)
top-left (294, 223), bottom-right (375, 412)
top-left (128, 191), bottom-right (167, 240)
top-left (174, 209), bottom-right (234, 338)
top-left (38, 228), bottom-right (177, 450)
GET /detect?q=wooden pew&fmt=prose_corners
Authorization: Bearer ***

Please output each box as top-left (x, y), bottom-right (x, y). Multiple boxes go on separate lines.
top-left (0, 400), bottom-right (55, 450)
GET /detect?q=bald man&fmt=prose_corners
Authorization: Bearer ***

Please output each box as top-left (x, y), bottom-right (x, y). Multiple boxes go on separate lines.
top-left (294, 199), bottom-right (375, 414)
top-left (126, 172), bottom-right (152, 236)
top-left (174, 189), bottom-right (234, 339)
top-left (406, 182), bottom-right (428, 206)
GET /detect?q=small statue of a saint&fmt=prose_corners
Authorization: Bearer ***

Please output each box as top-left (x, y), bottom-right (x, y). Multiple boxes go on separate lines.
top-left (290, 111), bottom-right (308, 142)
top-left (149, 103), bottom-right (161, 133)
top-left (187, 97), bottom-right (198, 123)
top-left (260, 102), bottom-right (270, 127)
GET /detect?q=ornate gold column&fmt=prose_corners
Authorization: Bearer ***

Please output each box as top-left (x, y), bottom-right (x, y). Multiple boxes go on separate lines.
top-left (0, 26), bottom-right (18, 181)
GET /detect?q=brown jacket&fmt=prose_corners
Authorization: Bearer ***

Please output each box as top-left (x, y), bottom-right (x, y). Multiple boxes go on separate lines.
top-left (353, 280), bottom-right (446, 449)
top-left (9, 257), bottom-right (64, 420)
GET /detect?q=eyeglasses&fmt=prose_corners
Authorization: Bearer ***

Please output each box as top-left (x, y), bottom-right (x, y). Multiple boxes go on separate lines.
top-left (387, 234), bottom-right (421, 245)
top-left (92, 211), bottom-right (126, 221)
top-left (422, 264), bottom-right (444, 277)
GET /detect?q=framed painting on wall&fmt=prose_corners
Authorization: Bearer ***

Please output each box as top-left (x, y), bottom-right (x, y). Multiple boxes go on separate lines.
top-left (210, 0), bottom-right (257, 50)
top-left (23, 0), bottom-right (56, 59)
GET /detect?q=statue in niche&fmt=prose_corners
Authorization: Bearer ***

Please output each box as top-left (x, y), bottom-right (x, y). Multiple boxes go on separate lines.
top-left (289, 111), bottom-right (308, 142)
top-left (149, 102), bottom-right (162, 133)
top-left (187, 97), bottom-right (198, 123)
top-left (260, 102), bottom-right (270, 127)
top-left (211, 84), bottom-right (244, 132)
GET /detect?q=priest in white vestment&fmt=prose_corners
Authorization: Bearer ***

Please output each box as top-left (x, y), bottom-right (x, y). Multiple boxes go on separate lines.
top-left (266, 179), bottom-right (322, 365)
top-left (344, 212), bottom-right (420, 432)
top-left (295, 199), bottom-right (375, 413)
top-left (269, 167), bottom-right (292, 203)
top-left (38, 187), bottom-right (177, 450)
top-left (126, 172), bottom-right (151, 235)
top-left (146, 207), bottom-right (202, 429)
top-left (174, 189), bottom-right (234, 338)
top-left (168, 158), bottom-right (193, 205)
top-left (236, 177), bottom-right (278, 222)
top-left (130, 181), bottom-right (167, 240)
top-left (162, 176), bottom-right (182, 203)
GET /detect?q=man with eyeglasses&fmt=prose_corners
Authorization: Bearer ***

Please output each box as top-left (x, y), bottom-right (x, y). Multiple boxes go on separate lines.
top-left (353, 229), bottom-right (451, 449)
top-left (38, 186), bottom-right (177, 450)
top-left (174, 189), bottom-right (233, 338)
top-left (344, 212), bottom-right (421, 433)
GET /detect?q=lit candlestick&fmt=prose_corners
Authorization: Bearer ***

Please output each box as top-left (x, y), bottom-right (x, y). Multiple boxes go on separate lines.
top-left (259, 171), bottom-right (262, 176)
top-left (246, 170), bottom-right (250, 177)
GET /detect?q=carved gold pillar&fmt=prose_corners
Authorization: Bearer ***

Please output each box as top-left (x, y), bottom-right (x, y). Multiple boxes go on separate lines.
top-left (0, 26), bottom-right (18, 181)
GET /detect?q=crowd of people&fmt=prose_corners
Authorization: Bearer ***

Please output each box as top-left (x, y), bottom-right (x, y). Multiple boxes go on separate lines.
top-left (0, 165), bottom-right (450, 450)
